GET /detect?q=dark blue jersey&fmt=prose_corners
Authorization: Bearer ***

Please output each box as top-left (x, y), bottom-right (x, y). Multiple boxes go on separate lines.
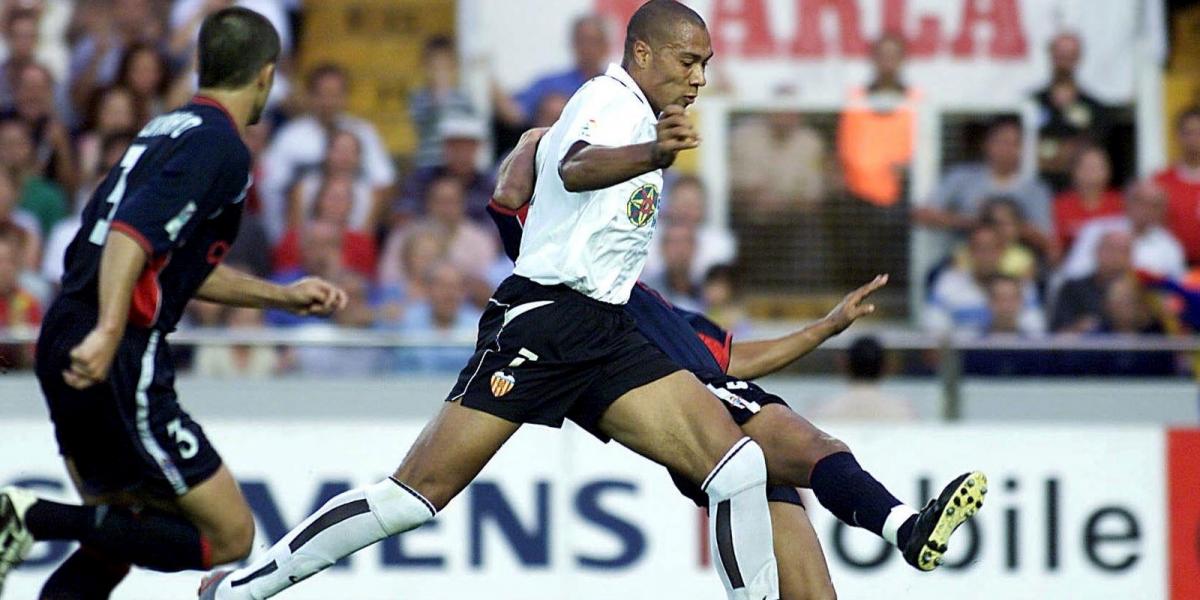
top-left (57, 97), bottom-right (251, 332)
top-left (487, 200), bottom-right (732, 378)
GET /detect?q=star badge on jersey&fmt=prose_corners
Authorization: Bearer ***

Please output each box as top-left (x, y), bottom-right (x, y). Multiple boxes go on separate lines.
top-left (626, 183), bottom-right (660, 227)
top-left (490, 370), bottom-right (516, 397)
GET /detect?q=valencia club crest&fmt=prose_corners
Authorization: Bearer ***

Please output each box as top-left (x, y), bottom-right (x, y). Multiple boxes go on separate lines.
top-left (490, 370), bottom-right (516, 397)
top-left (626, 183), bottom-right (660, 227)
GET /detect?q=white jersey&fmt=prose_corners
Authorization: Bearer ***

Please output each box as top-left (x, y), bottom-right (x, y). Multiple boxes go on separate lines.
top-left (512, 63), bottom-right (663, 305)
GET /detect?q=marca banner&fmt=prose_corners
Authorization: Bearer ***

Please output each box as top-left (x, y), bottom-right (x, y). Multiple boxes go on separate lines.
top-left (477, 0), bottom-right (1162, 106)
top-left (0, 422), bottom-right (1189, 599)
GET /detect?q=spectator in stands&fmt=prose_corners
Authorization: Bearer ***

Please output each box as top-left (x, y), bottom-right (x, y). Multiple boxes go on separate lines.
top-left (643, 175), bottom-right (735, 281)
top-left (287, 129), bottom-right (383, 234)
top-left (387, 261), bottom-right (478, 372)
top-left (410, 35), bottom-right (476, 170)
top-left (43, 130), bottom-right (132, 286)
top-left (261, 63), bottom-right (396, 241)
top-left (924, 226), bottom-right (1043, 334)
top-left (5, 62), bottom-right (77, 194)
top-left (729, 111), bottom-right (826, 218)
top-left (1060, 179), bottom-right (1187, 279)
top-left (0, 117), bottom-right (64, 238)
top-left (1033, 32), bottom-right (1110, 192)
top-left (115, 42), bottom-right (169, 124)
top-left (0, 168), bottom-right (38, 263)
top-left (0, 9), bottom-right (42, 107)
top-left (493, 14), bottom-right (609, 129)
top-left (1101, 276), bottom-right (1162, 334)
top-left (970, 197), bottom-right (1037, 281)
top-left (266, 221), bottom-right (344, 327)
top-left (915, 116), bottom-right (1054, 252)
top-left (833, 33), bottom-right (921, 286)
top-left (1053, 144), bottom-right (1123, 252)
top-left (701, 264), bottom-right (748, 337)
top-left (193, 305), bottom-right (280, 378)
top-left (396, 115), bottom-right (494, 224)
top-left (380, 227), bottom-right (442, 303)
top-left (644, 224), bottom-right (702, 312)
top-left (0, 232), bottom-right (40, 369)
top-left (838, 33), bottom-right (918, 209)
top-left (1153, 108), bottom-right (1200, 265)
top-left (381, 175), bottom-right (496, 304)
top-left (811, 336), bottom-right (917, 421)
top-left (1051, 230), bottom-right (1132, 333)
top-left (75, 86), bottom-right (136, 181)
top-left (986, 275), bottom-right (1045, 335)
top-left (274, 175), bottom-right (378, 280)
top-left (67, 0), bottom-right (162, 118)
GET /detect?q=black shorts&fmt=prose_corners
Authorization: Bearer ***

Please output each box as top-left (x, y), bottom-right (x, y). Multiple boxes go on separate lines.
top-left (668, 374), bottom-right (801, 508)
top-left (448, 275), bottom-right (681, 441)
top-left (35, 298), bottom-right (223, 499)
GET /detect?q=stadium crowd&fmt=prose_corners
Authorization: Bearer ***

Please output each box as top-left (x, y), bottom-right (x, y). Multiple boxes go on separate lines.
top-left (0, 2), bottom-right (1194, 378)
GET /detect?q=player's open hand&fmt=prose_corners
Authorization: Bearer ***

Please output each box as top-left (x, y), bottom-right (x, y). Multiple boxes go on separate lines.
top-left (284, 277), bottom-right (348, 316)
top-left (652, 104), bottom-right (699, 168)
top-left (63, 328), bottom-right (122, 389)
top-left (825, 274), bottom-right (889, 335)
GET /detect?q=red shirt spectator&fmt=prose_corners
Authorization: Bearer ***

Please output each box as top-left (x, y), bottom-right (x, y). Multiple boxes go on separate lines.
top-left (1053, 145), bottom-right (1123, 250)
top-left (0, 233), bottom-right (39, 368)
top-left (272, 175), bottom-right (378, 278)
top-left (1154, 108), bottom-right (1200, 265)
top-left (1054, 189), bottom-right (1124, 250)
top-left (1153, 167), bottom-right (1200, 264)
top-left (273, 229), bottom-right (376, 279)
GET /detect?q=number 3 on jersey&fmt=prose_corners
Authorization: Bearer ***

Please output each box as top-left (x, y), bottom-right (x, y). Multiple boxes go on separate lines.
top-left (88, 143), bottom-right (148, 245)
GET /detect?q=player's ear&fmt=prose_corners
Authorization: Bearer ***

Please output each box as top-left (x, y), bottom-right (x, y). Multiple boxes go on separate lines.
top-left (257, 63), bottom-right (277, 91)
top-left (633, 39), bottom-right (652, 69)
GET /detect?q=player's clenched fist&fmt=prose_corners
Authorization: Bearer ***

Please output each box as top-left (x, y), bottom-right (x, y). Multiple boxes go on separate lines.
top-left (284, 277), bottom-right (349, 316)
top-left (651, 104), bottom-right (699, 168)
top-left (63, 328), bottom-right (121, 389)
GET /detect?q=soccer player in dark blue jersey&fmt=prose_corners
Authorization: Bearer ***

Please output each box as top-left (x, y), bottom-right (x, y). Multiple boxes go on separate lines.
top-left (0, 9), bottom-right (346, 598)
top-left (488, 128), bottom-right (987, 596)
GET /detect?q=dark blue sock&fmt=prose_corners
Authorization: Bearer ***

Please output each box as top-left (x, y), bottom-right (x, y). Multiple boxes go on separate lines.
top-left (809, 452), bottom-right (913, 545)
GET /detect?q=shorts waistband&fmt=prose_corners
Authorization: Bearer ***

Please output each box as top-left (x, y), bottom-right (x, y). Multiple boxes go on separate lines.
top-left (506, 276), bottom-right (625, 313)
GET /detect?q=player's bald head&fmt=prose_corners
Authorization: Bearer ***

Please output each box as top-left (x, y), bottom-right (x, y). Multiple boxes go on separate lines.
top-left (623, 0), bottom-right (707, 63)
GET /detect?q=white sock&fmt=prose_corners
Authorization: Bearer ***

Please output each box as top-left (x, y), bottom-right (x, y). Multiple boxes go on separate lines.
top-left (216, 478), bottom-right (435, 599)
top-left (882, 504), bottom-right (918, 547)
top-left (703, 438), bottom-right (779, 600)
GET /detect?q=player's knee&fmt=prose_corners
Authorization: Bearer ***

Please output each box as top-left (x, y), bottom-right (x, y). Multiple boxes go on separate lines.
top-left (391, 464), bottom-right (452, 512)
top-left (812, 433), bottom-right (850, 459)
top-left (207, 510), bottom-right (255, 564)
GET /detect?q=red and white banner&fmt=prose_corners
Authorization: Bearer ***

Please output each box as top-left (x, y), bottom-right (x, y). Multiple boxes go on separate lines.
top-left (2, 421), bottom-right (1194, 599)
top-left (475, 0), bottom-right (1163, 106)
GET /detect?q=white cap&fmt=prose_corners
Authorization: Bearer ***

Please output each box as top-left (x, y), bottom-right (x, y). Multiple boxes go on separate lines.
top-left (439, 115), bottom-right (486, 141)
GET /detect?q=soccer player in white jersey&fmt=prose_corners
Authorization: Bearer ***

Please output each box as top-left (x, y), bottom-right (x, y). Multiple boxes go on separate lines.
top-left (202, 2), bottom-right (782, 599)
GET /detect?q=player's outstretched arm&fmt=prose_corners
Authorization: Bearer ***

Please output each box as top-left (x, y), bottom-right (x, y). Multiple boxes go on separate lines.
top-left (727, 274), bottom-right (888, 380)
top-left (558, 104), bottom-right (697, 192)
top-left (63, 230), bottom-right (148, 389)
top-left (493, 127), bottom-right (548, 210)
top-left (196, 264), bottom-right (348, 316)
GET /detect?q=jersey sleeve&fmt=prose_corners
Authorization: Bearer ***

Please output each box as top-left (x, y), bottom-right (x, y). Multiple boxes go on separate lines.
top-left (112, 129), bottom-right (249, 257)
top-left (487, 199), bottom-right (528, 263)
top-left (554, 81), bottom-right (640, 160)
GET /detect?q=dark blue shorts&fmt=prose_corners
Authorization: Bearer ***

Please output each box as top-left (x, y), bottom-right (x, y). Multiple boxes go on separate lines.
top-left (35, 298), bottom-right (223, 499)
top-left (668, 374), bottom-right (802, 508)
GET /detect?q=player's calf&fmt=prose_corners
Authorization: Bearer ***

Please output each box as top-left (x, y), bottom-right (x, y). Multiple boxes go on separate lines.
top-left (740, 406), bottom-right (985, 572)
